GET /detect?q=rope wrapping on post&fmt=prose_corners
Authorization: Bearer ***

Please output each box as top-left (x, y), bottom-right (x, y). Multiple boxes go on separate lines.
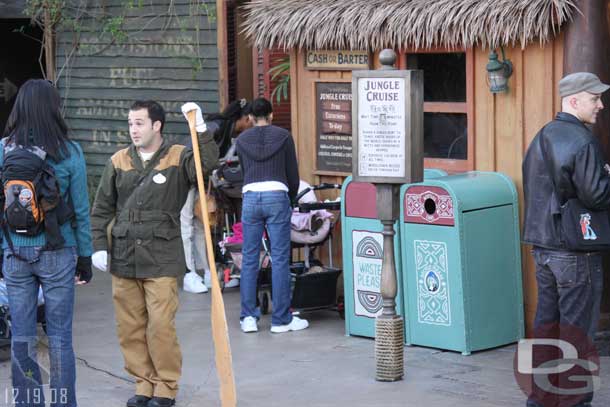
top-left (375, 316), bottom-right (404, 382)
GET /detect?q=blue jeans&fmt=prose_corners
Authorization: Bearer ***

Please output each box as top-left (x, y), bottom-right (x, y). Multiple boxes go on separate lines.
top-left (526, 248), bottom-right (603, 407)
top-left (3, 246), bottom-right (78, 407)
top-left (240, 191), bottom-right (293, 326)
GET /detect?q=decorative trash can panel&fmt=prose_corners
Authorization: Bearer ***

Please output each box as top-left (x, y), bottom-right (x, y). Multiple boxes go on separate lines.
top-left (400, 171), bottom-right (524, 354)
top-left (341, 168), bottom-right (447, 339)
top-left (404, 226), bottom-right (466, 351)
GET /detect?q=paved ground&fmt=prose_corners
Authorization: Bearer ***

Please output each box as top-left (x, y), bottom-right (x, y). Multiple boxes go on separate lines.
top-left (1, 271), bottom-right (610, 406)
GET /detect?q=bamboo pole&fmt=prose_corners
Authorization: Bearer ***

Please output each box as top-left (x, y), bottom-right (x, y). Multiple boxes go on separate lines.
top-left (186, 110), bottom-right (237, 406)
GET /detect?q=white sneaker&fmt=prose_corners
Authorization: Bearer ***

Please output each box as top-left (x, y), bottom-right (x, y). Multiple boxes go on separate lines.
top-left (183, 271), bottom-right (208, 294)
top-left (270, 316), bottom-right (309, 333)
top-left (203, 270), bottom-right (212, 287)
top-left (240, 316), bottom-right (258, 333)
top-left (225, 278), bottom-right (240, 288)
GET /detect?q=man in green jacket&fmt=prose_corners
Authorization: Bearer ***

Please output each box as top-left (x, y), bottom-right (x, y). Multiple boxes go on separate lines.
top-left (91, 100), bottom-right (218, 407)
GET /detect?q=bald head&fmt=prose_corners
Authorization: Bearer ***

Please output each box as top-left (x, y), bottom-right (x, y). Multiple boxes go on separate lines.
top-left (561, 91), bottom-right (604, 125)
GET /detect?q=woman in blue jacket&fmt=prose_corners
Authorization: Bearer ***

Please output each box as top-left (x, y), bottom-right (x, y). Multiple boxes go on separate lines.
top-left (1, 79), bottom-right (93, 407)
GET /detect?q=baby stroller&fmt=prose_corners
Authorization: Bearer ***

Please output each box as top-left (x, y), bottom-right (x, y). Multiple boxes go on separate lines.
top-left (222, 182), bottom-right (344, 317)
top-left (209, 142), bottom-right (244, 288)
top-left (211, 142), bottom-right (242, 200)
top-left (288, 183), bottom-right (343, 317)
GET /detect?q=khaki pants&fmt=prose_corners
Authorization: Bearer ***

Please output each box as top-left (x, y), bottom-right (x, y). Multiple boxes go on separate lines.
top-left (112, 275), bottom-right (182, 398)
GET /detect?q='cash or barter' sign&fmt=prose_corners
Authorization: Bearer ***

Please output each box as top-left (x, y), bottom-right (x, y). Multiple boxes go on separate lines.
top-left (306, 50), bottom-right (370, 70)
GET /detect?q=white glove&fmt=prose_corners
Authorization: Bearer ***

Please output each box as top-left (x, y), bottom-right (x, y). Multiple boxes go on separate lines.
top-left (181, 102), bottom-right (207, 133)
top-left (92, 250), bottom-right (108, 272)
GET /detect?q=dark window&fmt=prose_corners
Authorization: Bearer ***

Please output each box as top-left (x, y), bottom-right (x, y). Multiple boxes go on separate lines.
top-left (403, 51), bottom-right (470, 165)
top-left (407, 53), bottom-right (466, 102)
top-left (423, 113), bottom-right (467, 160)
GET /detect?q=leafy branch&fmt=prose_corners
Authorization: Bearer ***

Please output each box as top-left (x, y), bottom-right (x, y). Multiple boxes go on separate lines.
top-left (269, 56), bottom-right (290, 104)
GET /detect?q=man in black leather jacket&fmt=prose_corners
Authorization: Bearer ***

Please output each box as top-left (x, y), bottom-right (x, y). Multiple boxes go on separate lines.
top-left (523, 72), bottom-right (610, 407)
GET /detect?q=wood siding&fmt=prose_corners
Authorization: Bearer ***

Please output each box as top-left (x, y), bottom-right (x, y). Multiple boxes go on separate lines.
top-left (290, 39), bottom-right (565, 331)
top-left (56, 0), bottom-right (219, 179)
top-left (474, 37), bottom-right (564, 332)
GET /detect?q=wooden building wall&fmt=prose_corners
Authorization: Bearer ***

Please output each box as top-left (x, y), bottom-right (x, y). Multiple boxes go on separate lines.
top-left (289, 37), bottom-right (565, 332)
top-left (55, 0), bottom-right (219, 180)
top-left (474, 38), bottom-right (564, 332)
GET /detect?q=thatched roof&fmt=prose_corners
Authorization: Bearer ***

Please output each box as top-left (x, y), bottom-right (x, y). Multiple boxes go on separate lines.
top-left (242, 0), bottom-right (578, 51)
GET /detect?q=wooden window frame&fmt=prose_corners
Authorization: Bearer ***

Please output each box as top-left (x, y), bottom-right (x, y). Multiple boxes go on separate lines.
top-left (398, 48), bottom-right (474, 173)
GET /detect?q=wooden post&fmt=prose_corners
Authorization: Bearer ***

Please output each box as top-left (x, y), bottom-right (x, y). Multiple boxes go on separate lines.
top-left (377, 184), bottom-right (399, 317)
top-left (43, 4), bottom-right (56, 82)
top-left (563, 0), bottom-right (610, 332)
top-left (216, 0), bottom-right (229, 109)
top-left (351, 49), bottom-right (424, 382)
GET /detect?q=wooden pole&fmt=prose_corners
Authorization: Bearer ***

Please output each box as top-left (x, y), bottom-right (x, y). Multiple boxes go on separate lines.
top-left (216, 0), bottom-right (229, 109)
top-left (43, 3), bottom-right (56, 82)
top-left (563, 0), bottom-right (610, 332)
top-left (186, 110), bottom-right (237, 406)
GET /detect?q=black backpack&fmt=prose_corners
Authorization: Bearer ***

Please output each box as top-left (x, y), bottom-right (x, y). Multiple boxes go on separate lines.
top-left (0, 141), bottom-right (74, 259)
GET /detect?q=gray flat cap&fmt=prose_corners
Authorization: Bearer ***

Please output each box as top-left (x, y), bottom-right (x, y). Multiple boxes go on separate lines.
top-left (559, 72), bottom-right (610, 97)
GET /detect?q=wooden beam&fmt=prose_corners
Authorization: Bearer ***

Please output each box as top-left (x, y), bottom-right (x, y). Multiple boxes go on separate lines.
top-left (289, 49), bottom-right (299, 149)
top-left (43, 5), bottom-right (56, 82)
top-left (217, 0), bottom-right (229, 109)
top-left (563, 0), bottom-right (610, 154)
top-left (563, 0), bottom-right (610, 331)
top-left (423, 102), bottom-right (467, 114)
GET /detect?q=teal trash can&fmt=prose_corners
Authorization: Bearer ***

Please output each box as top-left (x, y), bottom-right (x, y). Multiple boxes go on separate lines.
top-left (400, 171), bottom-right (524, 355)
top-left (341, 169), bottom-right (447, 338)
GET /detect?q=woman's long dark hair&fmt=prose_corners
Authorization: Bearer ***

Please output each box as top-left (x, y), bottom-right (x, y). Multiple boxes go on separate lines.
top-left (206, 99), bottom-right (251, 157)
top-left (3, 79), bottom-right (71, 161)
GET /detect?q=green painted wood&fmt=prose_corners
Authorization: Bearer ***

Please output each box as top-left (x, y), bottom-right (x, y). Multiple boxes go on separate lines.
top-left (56, 0), bottom-right (219, 185)
top-left (57, 67), bottom-right (218, 81)
top-left (59, 88), bottom-right (218, 101)
top-left (57, 56), bottom-right (218, 69)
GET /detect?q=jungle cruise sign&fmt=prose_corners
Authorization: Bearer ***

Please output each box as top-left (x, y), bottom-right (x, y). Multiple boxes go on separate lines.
top-left (306, 50), bottom-right (370, 70)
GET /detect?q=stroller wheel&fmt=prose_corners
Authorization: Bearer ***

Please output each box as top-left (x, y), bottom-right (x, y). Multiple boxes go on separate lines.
top-left (337, 296), bottom-right (345, 320)
top-left (260, 292), bottom-right (270, 315)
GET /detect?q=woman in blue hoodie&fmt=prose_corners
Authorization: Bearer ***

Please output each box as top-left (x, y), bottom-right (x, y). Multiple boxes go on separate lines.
top-left (235, 98), bottom-right (307, 334)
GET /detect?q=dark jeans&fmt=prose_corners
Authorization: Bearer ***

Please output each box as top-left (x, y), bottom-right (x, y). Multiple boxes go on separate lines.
top-left (526, 247), bottom-right (603, 407)
top-left (3, 246), bottom-right (78, 407)
top-left (240, 191), bottom-right (293, 326)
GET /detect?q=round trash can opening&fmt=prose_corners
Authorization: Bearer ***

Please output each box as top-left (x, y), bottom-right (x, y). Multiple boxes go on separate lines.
top-left (424, 198), bottom-right (436, 215)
